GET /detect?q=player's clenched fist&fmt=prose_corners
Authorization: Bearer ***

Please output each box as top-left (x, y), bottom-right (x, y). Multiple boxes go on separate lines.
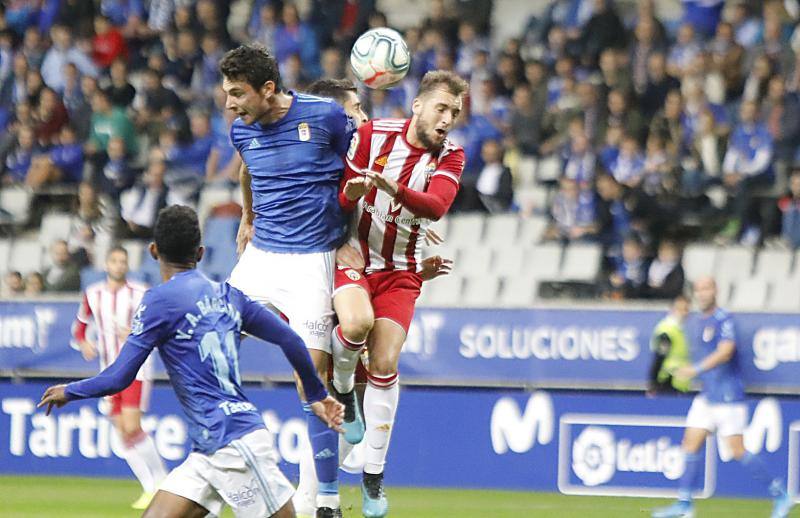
top-left (343, 176), bottom-right (374, 201)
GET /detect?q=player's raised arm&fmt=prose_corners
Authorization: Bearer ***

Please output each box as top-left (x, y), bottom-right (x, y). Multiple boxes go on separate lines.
top-left (236, 161), bottom-right (255, 255)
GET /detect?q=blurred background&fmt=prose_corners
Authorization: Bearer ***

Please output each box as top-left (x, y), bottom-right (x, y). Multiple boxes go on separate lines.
top-left (1, 0), bottom-right (800, 513)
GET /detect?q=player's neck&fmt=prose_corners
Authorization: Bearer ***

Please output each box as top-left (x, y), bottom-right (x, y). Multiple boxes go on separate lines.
top-left (703, 305), bottom-right (717, 316)
top-left (160, 262), bottom-right (195, 283)
top-left (405, 118), bottom-right (424, 149)
top-left (106, 278), bottom-right (126, 291)
top-left (256, 91), bottom-right (293, 125)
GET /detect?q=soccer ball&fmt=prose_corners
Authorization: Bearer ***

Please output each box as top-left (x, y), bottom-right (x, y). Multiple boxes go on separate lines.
top-left (350, 27), bottom-right (410, 90)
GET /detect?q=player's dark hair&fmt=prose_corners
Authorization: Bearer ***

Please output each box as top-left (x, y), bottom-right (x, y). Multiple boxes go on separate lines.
top-left (107, 245), bottom-right (128, 258)
top-left (417, 70), bottom-right (469, 99)
top-left (219, 45), bottom-right (283, 92)
top-left (154, 205), bottom-right (201, 265)
top-left (306, 78), bottom-right (357, 105)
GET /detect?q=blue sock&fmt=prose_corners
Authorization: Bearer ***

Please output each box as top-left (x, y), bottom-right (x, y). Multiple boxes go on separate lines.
top-left (678, 452), bottom-right (702, 502)
top-left (303, 403), bottom-right (339, 496)
top-left (740, 451), bottom-right (781, 496)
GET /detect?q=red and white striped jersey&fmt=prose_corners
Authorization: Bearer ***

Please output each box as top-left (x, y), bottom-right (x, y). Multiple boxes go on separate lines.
top-left (74, 279), bottom-right (153, 380)
top-left (343, 118), bottom-right (465, 273)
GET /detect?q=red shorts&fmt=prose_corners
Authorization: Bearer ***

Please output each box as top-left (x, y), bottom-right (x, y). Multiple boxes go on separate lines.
top-left (334, 267), bottom-right (423, 333)
top-left (109, 379), bottom-right (151, 416)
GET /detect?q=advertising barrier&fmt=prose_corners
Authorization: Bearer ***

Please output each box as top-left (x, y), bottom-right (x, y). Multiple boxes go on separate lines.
top-left (1, 380), bottom-right (799, 501)
top-left (1, 301), bottom-right (798, 391)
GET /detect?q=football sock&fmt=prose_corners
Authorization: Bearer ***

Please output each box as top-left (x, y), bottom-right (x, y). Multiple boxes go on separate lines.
top-left (740, 451), bottom-right (779, 494)
top-left (331, 325), bottom-right (365, 394)
top-left (677, 451), bottom-right (702, 502)
top-left (294, 428), bottom-right (318, 509)
top-left (120, 430), bottom-right (161, 493)
top-left (339, 434), bottom-right (355, 465)
top-left (363, 372), bottom-right (400, 475)
top-left (304, 403), bottom-right (340, 508)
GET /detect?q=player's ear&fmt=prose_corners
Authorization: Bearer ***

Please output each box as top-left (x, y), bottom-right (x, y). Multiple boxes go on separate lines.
top-left (411, 97), bottom-right (422, 116)
top-left (196, 246), bottom-right (205, 263)
top-left (261, 81), bottom-right (275, 99)
top-left (148, 242), bottom-right (158, 261)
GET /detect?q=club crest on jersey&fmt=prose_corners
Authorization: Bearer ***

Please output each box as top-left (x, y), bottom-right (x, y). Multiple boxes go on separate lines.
top-left (345, 269), bottom-right (361, 281)
top-left (424, 160), bottom-right (437, 180)
top-left (374, 155), bottom-right (389, 168)
top-left (297, 122), bottom-right (311, 141)
top-left (703, 326), bottom-right (715, 342)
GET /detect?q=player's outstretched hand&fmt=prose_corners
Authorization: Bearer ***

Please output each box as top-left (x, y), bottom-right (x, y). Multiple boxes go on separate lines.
top-left (343, 176), bottom-right (374, 201)
top-left (419, 255), bottom-right (453, 281)
top-left (236, 217), bottom-right (254, 256)
top-left (38, 384), bottom-right (69, 415)
top-left (365, 170), bottom-right (399, 197)
top-left (310, 396), bottom-right (345, 433)
top-left (336, 242), bottom-right (365, 270)
top-left (424, 228), bottom-right (444, 246)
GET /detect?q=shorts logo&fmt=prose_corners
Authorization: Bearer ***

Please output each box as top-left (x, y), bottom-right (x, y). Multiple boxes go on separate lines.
top-left (303, 319), bottom-right (330, 338)
top-left (315, 448), bottom-right (335, 459)
top-left (226, 479), bottom-right (261, 508)
top-left (345, 269), bottom-right (362, 281)
top-left (298, 122), bottom-right (311, 141)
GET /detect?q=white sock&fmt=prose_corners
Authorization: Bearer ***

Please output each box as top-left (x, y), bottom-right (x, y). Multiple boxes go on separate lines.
top-left (338, 435), bottom-right (355, 466)
top-left (363, 372), bottom-right (400, 474)
top-left (131, 433), bottom-right (167, 491)
top-left (331, 325), bottom-right (365, 394)
top-left (294, 432), bottom-right (318, 512)
top-left (119, 431), bottom-right (155, 493)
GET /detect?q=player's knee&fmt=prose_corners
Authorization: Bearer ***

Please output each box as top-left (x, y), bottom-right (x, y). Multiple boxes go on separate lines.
top-left (368, 357), bottom-right (398, 377)
top-left (339, 314), bottom-right (373, 344)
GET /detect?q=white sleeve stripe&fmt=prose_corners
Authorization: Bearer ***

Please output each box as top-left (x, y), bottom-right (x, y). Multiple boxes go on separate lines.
top-left (432, 171), bottom-right (460, 185)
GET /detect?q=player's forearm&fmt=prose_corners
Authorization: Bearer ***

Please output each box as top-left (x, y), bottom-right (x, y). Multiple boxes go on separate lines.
top-left (239, 162), bottom-right (254, 222)
top-left (695, 340), bottom-right (736, 373)
top-left (393, 179), bottom-right (458, 220)
top-left (72, 320), bottom-right (87, 342)
top-left (64, 343), bottom-right (148, 401)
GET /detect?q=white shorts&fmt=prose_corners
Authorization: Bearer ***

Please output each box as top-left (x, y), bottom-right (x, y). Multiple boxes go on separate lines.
top-left (160, 429), bottom-right (294, 518)
top-left (229, 244), bottom-right (336, 353)
top-left (685, 395), bottom-right (748, 437)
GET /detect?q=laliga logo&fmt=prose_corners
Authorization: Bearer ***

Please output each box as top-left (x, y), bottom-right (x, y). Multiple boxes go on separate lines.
top-left (571, 426), bottom-right (684, 486)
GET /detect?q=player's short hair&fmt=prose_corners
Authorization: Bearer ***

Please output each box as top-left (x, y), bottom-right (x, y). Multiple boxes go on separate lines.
top-left (219, 45), bottom-right (283, 92)
top-left (154, 205), bottom-right (201, 265)
top-left (306, 78), bottom-right (357, 105)
top-left (417, 70), bottom-right (468, 99)
top-left (107, 245), bottom-right (128, 258)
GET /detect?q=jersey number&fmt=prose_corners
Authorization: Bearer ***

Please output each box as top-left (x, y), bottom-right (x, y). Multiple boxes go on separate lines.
top-left (199, 331), bottom-right (241, 395)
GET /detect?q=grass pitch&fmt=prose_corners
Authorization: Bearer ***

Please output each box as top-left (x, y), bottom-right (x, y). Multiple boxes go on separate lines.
top-left (0, 475), bottom-right (791, 517)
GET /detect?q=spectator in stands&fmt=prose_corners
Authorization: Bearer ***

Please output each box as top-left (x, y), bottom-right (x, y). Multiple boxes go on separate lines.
top-left (320, 47), bottom-right (345, 80)
top-left (92, 14), bottom-right (128, 69)
top-left (763, 75), bottom-right (800, 164)
top-left (34, 87), bottom-right (69, 146)
top-left (720, 100), bottom-right (774, 242)
top-left (24, 271), bottom-right (45, 297)
top-left (68, 181), bottom-right (111, 265)
top-left (120, 148), bottom-right (168, 238)
top-left (779, 170), bottom-right (800, 249)
top-left (642, 239), bottom-right (685, 299)
top-left (630, 16), bottom-right (665, 95)
top-left (3, 124), bottom-right (37, 184)
top-left (40, 24), bottom-right (98, 92)
top-left (136, 67), bottom-right (184, 139)
top-left (191, 33), bottom-right (225, 105)
top-left (708, 21), bottom-right (744, 100)
top-left (743, 55), bottom-right (774, 104)
top-left (562, 132), bottom-right (596, 185)
top-left (87, 88), bottom-right (138, 157)
top-left (206, 107), bottom-right (241, 185)
top-left (599, 89), bottom-right (645, 147)
top-left (507, 83), bottom-right (542, 157)
top-left (2, 271), bottom-right (25, 298)
top-left (21, 26), bottom-right (46, 70)
top-left (610, 135), bottom-right (645, 188)
top-left (642, 134), bottom-right (672, 195)
top-left (579, 0), bottom-right (627, 67)
top-left (26, 124), bottom-right (84, 188)
top-left (274, 3), bottom-right (321, 79)
top-left (165, 110), bottom-right (214, 179)
top-left (43, 239), bottom-right (81, 292)
top-left (475, 139), bottom-right (513, 213)
top-left (649, 89), bottom-right (685, 159)
top-left (545, 177), bottom-right (598, 242)
top-left (105, 59), bottom-right (136, 109)
top-left (248, 2), bottom-right (279, 50)
top-left (667, 23), bottom-right (701, 80)
top-left (98, 136), bottom-right (135, 198)
top-left (640, 52), bottom-right (680, 119)
top-left (684, 108), bottom-right (724, 195)
top-left (604, 234), bottom-right (648, 299)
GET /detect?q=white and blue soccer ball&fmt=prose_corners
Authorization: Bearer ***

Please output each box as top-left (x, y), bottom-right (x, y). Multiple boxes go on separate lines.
top-left (350, 27), bottom-right (410, 90)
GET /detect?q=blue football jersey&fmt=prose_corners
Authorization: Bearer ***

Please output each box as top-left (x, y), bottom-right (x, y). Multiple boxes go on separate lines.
top-left (127, 270), bottom-right (272, 453)
top-left (691, 308), bottom-right (746, 403)
top-left (230, 92), bottom-right (356, 253)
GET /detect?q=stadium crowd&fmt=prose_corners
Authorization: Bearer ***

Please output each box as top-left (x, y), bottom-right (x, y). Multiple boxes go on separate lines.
top-left (1, 0), bottom-right (800, 301)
